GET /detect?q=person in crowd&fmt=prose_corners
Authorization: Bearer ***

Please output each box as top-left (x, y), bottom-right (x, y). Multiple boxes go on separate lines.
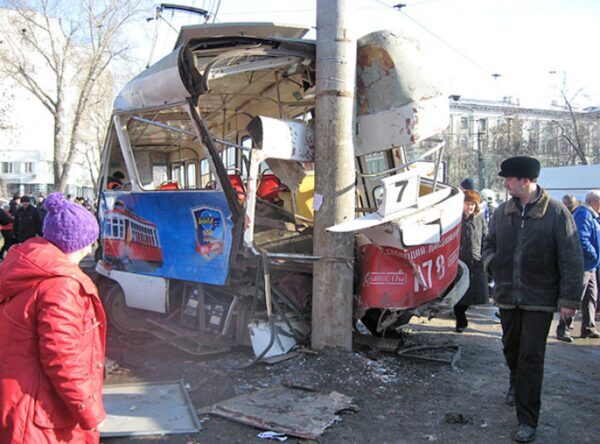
top-left (37, 193), bottom-right (48, 222)
top-left (561, 193), bottom-right (579, 214)
top-left (0, 192), bottom-right (105, 442)
top-left (83, 198), bottom-right (95, 212)
top-left (483, 156), bottom-right (583, 443)
top-left (9, 194), bottom-right (20, 215)
top-left (481, 188), bottom-right (499, 223)
top-left (460, 177), bottom-right (475, 191)
top-left (0, 205), bottom-right (15, 259)
top-left (454, 190), bottom-right (489, 332)
top-left (556, 189), bottom-right (600, 341)
top-left (107, 170), bottom-right (125, 190)
top-left (13, 195), bottom-right (42, 243)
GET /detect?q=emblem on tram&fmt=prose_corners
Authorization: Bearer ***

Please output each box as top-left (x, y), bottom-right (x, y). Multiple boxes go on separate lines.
top-left (192, 206), bottom-right (225, 258)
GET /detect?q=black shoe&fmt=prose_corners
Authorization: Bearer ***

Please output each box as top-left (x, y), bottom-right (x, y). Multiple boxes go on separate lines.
top-left (556, 332), bottom-right (573, 343)
top-left (505, 386), bottom-right (515, 406)
top-left (513, 423), bottom-right (536, 443)
top-left (455, 318), bottom-right (468, 332)
top-left (581, 330), bottom-right (600, 339)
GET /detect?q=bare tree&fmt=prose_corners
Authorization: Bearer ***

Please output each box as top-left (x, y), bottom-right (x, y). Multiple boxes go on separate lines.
top-left (0, 86), bottom-right (14, 132)
top-left (555, 90), bottom-right (588, 164)
top-left (0, 0), bottom-right (147, 191)
top-left (79, 78), bottom-right (113, 192)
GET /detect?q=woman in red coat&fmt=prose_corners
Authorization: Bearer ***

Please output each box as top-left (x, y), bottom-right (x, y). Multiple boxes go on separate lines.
top-left (0, 192), bottom-right (105, 443)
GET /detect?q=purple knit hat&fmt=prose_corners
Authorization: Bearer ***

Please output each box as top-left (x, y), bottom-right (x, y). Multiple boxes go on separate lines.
top-left (43, 192), bottom-right (99, 253)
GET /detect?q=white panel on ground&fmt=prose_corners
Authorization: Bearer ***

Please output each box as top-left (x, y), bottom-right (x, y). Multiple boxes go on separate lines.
top-left (100, 381), bottom-right (200, 437)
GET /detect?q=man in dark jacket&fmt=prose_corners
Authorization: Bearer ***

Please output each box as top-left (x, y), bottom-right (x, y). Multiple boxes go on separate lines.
top-left (483, 156), bottom-right (583, 443)
top-left (13, 195), bottom-right (42, 243)
top-left (556, 189), bottom-right (600, 341)
top-left (36, 193), bottom-right (48, 223)
top-left (9, 194), bottom-right (20, 215)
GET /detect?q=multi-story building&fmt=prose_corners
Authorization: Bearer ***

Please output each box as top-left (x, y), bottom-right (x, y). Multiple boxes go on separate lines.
top-left (441, 97), bottom-right (600, 191)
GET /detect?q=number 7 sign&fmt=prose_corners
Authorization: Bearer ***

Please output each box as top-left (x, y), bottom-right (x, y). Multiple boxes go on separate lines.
top-left (377, 170), bottom-right (420, 217)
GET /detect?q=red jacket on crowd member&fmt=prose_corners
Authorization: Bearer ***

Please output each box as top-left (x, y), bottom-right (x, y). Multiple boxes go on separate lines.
top-left (0, 237), bottom-right (106, 443)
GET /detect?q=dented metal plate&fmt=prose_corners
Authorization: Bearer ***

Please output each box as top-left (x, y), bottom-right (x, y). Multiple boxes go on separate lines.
top-left (246, 115), bottom-right (315, 162)
top-left (203, 386), bottom-right (356, 440)
top-left (355, 29), bottom-right (448, 154)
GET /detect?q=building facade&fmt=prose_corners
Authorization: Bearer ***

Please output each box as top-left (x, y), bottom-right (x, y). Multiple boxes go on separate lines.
top-left (441, 97), bottom-right (600, 192)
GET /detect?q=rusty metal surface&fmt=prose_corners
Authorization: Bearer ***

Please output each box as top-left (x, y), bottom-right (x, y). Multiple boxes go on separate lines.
top-left (355, 29), bottom-right (448, 153)
top-left (203, 386), bottom-right (357, 440)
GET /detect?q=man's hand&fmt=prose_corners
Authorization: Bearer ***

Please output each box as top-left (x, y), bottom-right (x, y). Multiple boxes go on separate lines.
top-left (559, 307), bottom-right (576, 320)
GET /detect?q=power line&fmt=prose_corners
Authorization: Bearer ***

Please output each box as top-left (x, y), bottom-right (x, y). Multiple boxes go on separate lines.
top-left (368, 0), bottom-right (493, 76)
top-left (217, 8), bottom-right (315, 16)
top-left (398, 9), bottom-right (492, 76)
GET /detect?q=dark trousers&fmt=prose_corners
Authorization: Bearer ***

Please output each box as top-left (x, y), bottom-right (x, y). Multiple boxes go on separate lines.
top-left (557, 270), bottom-right (597, 336)
top-left (454, 304), bottom-right (469, 328)
top-left (500, 308), bottom-right (553, 427)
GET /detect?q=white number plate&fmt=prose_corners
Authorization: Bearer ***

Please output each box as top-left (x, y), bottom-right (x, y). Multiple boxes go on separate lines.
top-left (377, 170), bottom-right (420, 217)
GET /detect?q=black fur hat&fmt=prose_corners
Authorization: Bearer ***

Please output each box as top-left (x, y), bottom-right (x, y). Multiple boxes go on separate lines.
top-left (498, 156), bottom-right (540, 179)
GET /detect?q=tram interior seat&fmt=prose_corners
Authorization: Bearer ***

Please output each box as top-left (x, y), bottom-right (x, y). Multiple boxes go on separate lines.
top-left (257, 174), bottom-right (286, 205)
top-left (157, 180), bottom-right (180, 190)
top-left (227, 174), bottom-right (246, 201)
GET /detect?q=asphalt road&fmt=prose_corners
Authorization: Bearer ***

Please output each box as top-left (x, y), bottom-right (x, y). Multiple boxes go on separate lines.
top-left (99, 305), bottom-right (600, 444)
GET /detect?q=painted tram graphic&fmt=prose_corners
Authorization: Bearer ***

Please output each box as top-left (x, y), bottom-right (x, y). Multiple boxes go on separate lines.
top-left (103, 204), bottom-right (164, 270)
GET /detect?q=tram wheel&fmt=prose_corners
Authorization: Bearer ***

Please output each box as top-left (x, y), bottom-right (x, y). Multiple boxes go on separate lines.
top-left (104, 285), bottom-right (153, 334)
top-left (360, 308), bottom-right (413, 338)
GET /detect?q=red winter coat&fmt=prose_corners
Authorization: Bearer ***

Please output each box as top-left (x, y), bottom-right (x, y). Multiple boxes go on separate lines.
top-left (0, 238), bottom-right (106, 443)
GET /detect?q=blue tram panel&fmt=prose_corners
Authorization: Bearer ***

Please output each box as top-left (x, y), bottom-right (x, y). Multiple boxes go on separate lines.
top-left (99, 191), bottom-right (234, 286)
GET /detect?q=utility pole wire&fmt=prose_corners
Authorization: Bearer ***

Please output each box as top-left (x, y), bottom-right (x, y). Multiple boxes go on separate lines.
top-left (368, 0), bottom-right (493, 76)
top-left (397, 10), bottom-right (492, 76)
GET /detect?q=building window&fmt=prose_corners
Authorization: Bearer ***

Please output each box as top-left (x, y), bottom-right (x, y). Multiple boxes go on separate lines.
top-left (478, 119), bottom-right (487, 131)
top-left (460, 117), bottom-right (469, 130)
top-left (1, 162), bottom-right (13, 174)
top-left (365, 152), bottom-right (387, 174)
top-left (24, 162), bottom-right (33, 173)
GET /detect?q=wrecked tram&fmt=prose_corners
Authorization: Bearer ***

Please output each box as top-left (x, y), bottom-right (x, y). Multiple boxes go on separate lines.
top-left (94, 22), bottom-right (468, 355)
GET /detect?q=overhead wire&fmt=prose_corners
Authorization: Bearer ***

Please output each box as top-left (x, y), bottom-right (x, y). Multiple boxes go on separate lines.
top-left (368, 0), bottom-right (493, 76)
top-left (146, 0), bottom-right (493, 79)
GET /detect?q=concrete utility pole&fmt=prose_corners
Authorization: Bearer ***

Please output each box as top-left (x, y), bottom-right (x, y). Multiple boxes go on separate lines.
top-left (312, 0), bottom-right (356, 350)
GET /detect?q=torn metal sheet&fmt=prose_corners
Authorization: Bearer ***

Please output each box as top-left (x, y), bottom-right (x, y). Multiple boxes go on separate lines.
top-left (145, 318), bottom-right (232, 356)
top-left (355, 30), bottom-right (448, 153)
top-left (203, 386), bottom-right (357, 440)
top-left (100, 381), bottom-right (200, 437)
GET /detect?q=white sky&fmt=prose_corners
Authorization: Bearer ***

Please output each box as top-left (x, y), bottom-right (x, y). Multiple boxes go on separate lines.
top-left (138, 0), bottom-right (600, 108)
